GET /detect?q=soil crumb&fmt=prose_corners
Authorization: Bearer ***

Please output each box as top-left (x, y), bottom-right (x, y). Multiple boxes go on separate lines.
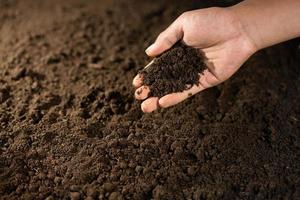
top-left (139, 43), bottom-right (206, 97)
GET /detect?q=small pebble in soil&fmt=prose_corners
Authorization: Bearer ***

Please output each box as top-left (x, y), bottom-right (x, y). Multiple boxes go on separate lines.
top-left (70, 185), bottom-right (81, 192)
top-left (103, 182), bottom-right (116, 192)
top-left (139, 42), bottom-right (206, 97)
top-left (11, 67), bottom-right (27, 81)
top-left (0, 86), bottom-right (10, 103)
top-left (45, 196), bottom-right (54, 200)
top-left (70, 192), bottom-right (81, 200)
top-left (109, 192), bottom-right (123, 200)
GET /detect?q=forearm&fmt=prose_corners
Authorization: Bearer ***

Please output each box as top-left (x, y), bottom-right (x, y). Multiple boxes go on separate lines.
top-left (229, 0), bottom-right (300, 51)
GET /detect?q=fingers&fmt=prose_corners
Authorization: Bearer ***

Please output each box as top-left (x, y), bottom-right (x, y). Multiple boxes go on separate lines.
top-left (132, 74), bottom-right (143, 88)
top-left (145, 15), bottom-right (184, 57)
top-left (134, 71), bottom-right (218, 111)
top-left (141, 97), bottom-right (159, 113)
top-left (137, 84), bottom-right (205, 113)
top-left (158, 84), bottom-right (205, 109)
top-left (134, 85), bottom-right (158, 113)
top-left (135, 86), bottom-right (150, 100)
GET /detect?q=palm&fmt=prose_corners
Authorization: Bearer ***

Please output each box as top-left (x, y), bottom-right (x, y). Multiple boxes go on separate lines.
top-left (194, 38), bottom-right (252, 90)
top-left (181, 8), bottom-right (254, 89)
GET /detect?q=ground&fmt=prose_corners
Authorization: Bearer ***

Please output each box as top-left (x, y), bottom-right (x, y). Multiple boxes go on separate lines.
top-left (0, 0), bottom-right (299, 199)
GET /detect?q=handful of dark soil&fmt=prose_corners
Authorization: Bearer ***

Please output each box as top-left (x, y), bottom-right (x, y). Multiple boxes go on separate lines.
top-left (139, 42), bottom-right (207, 97)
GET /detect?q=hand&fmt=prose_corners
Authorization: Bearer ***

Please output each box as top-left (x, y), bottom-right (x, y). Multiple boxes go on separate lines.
top-left (133, 7), bottom-right (257, 113)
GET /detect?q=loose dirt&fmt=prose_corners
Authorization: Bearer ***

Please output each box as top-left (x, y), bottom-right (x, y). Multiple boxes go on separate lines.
top-left (139, 43), bottom-right (206, 97)
top-left (0, 0), bottom-right (299, 200)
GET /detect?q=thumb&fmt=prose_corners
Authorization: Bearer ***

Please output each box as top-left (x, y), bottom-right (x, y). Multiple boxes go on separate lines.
top-left (145, 15), bottom-right (184, 57)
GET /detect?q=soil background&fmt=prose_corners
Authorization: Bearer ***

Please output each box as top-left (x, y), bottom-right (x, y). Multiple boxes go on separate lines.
top-left (0, 0), bottom-right (299, 199)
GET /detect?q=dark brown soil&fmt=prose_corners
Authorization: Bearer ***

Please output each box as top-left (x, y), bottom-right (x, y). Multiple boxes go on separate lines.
top-left (0, 0), bottom-right (299, 200)
top-left (139, 43), bottom-right (206, 97)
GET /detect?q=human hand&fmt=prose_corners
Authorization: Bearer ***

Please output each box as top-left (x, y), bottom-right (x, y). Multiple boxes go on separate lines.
top-left (133, 7), bottom-right (257, 113)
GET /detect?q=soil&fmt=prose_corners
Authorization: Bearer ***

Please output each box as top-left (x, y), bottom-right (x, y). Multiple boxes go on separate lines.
top-left (0, 0), bottom-right (299, 200)
top-left (139, 43), bottom-right (206, 97)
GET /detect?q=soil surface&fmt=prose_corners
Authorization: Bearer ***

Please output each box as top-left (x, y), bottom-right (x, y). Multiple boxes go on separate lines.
top-left (139, 43), bottom-right (206, 97)
top-left (0, 0), bottom-right (300, 200)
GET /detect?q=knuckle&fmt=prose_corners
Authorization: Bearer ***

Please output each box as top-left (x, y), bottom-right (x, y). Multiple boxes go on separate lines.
top-left (158, 99), bottom-right (167, 108)
top-left (157, 33), bottom-right (173, 47)
top-left (180, 11), bottom-right (190, 19)
top-left (157, 32), bottom-right (166, 40)
top-left (180, 11), bottom-right (193, 21)
top-left (141, 104), bottom-right (149, 113)
top-left (141, 102), bottom-right (153, 113)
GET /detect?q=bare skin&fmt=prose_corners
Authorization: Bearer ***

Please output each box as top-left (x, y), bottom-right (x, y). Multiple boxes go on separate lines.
top-left (133, 0), bottom-right (300, 113)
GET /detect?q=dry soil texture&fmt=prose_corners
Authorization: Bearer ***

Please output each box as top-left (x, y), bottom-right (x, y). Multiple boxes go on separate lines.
top-left (0, 0), bottom-right (299, 200)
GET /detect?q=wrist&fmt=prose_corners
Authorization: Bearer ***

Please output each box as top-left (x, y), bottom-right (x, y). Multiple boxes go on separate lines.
top-left (227, 4), bottom-right (261, 54)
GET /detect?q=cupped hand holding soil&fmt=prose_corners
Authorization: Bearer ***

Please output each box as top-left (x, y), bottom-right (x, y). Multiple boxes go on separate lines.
top-left (138, 42), bottom-right (207, 98)
top-left (133, 7), bottom-right (256, 113)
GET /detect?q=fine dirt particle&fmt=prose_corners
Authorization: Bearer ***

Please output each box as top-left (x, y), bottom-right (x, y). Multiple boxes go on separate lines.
top-left (152, 185), bottom-right (167, 199)
top-left (70, 192), bottom-right (81, 200)
top-left (103, 183), bottom-right (116, 192)
top-left (139, 42), bottom-right (206, 97)
top-left (109, 192), bottom-right (123, 200)
top-left (0, 85), bottom-right (10, 103)
top-left (11, 67), bottom-right (27, 81)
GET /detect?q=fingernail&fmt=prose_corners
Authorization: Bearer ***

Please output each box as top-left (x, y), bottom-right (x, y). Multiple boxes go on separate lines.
top-left (136, 88), bottom-right (143, 95)
top-left (145, 44), bottom-right (155, 54)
